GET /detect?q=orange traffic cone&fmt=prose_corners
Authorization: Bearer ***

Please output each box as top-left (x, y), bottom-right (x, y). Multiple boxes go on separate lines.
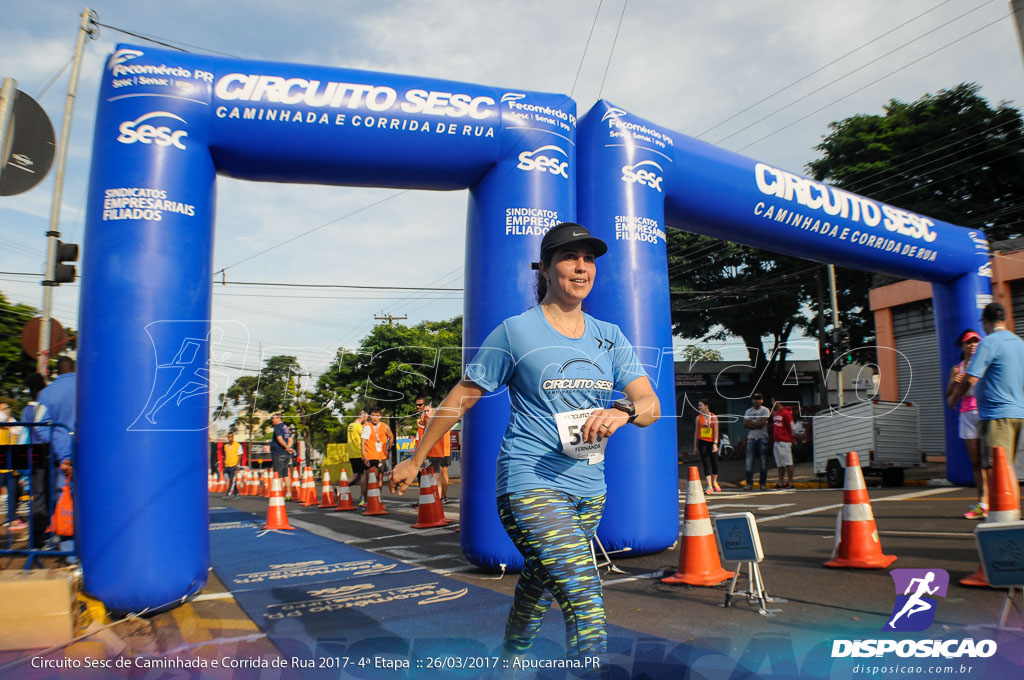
top-left (362, 469), bottom-right (389, 515)
top-left (290, 468), bottom-right (301, 501)
top-left (825, 452), bottom-right (897, 569)
top-left (217, 473), bottom-right (227, 494)
top-left (318, 470), bottom-right (338, 508)
top-left (263, 470), bottom-right (272, 497)
top-left (412, 467), bottom-right (450, 528)
top-left (961, 446), bottom-right (1020, 586)
top-left (208, 473), bottom-right (215, 492)
top-left (247, 470), bottom-right (259, 496)
top-left (262, 475), bottom-right (295, 531)
top-left (662, 466), bottom-right (735, 586)
top-left (334, 469), bottom-right (357, 511)
top-left (301, 468), bottom-right (318, 506)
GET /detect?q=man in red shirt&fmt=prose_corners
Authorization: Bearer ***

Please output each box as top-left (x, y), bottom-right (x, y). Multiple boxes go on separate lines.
top-left (771, 397), bottom-right (796, 489)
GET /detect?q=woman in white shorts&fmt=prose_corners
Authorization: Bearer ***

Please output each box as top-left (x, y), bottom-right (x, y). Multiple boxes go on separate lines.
top-left (946, 329), bottom-right (985, 519)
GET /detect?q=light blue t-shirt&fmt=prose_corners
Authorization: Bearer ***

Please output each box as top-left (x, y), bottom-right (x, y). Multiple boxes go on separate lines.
top-left (966, 329), bottom-right (1024, 420)
top-left (466, 306), bottom-right (647, 497)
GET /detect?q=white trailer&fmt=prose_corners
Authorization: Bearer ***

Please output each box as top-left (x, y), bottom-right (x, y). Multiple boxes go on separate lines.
top-left (812, 400), bottom-right (924, 488)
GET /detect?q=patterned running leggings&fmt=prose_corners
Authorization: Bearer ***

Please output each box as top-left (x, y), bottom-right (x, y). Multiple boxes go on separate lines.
top-left (497, 489), bottom-right (607, 658)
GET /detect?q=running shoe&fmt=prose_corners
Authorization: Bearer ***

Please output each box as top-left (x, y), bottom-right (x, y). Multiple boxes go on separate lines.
top-left (358, 499), bottom-right (366, 508)
top-left (705, 486), bottom-right (713, 494)
top-left (713, 483), bottom-right (721, 493)
top-left (8, 519), bottom-right (27, 530)
top-left (964, 503), bottom-right (986, 520)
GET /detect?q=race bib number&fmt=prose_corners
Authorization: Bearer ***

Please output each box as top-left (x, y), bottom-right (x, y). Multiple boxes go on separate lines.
top-left (554, 409), bottom-right (607, 465)
top-left (700, 426), bottom-right (713, 439)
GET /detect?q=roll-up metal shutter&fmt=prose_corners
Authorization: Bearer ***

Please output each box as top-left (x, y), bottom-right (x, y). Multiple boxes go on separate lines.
top-left (1012, 281), bottom-right (1024, 332)
top-left (893, 301), bottom-right (945, 455)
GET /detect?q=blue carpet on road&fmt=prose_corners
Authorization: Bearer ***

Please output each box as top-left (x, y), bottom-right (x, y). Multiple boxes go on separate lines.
top-left (208, 508), bottom-right (1024, 680)
top-left (208, 508), bottom-right (704, 679)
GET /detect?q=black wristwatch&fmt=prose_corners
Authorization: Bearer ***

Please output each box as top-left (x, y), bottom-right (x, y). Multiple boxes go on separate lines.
top-left (611, 399), bottom-right (637, 423)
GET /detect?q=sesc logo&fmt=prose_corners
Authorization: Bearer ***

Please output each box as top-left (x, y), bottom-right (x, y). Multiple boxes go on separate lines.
top-left (621, 160), bottom-right (663, 192)
top-left (884, 568), bottom-right (949, 632)
top-left (601, 107), bottom-right (628, 122)
top-left (108, 48), bottom-right (144, 72)
top-left (517, 145), bottom-right (569, 179)
top-left (117, 112), bottom-right (189, 150)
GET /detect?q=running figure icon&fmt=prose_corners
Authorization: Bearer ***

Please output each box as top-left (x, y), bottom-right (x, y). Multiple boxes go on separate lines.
top-left (887, 571), bottom-right (939, 628)
top-left (142, 327), bottom-right (223, 425)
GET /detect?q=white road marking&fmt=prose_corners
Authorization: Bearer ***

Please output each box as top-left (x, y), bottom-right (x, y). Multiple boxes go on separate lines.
top-left (707, 503), bottom-right (796, 511)
top-left (191, 592), bottom-right (235, 601)
top-left (601, 570), bottom-right (665, 586)
top-left (757, 487), bottom-right (958, 523)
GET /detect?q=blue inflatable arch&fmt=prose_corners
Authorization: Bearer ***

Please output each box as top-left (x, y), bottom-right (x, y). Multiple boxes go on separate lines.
top-left (81, 47), bottom-right (988, 612)
top-left (577, 100), bottom-right (989, 549)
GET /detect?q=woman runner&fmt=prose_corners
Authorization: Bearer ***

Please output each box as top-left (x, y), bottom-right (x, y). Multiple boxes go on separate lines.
top-left (390, 222), bottom-right (660, 662)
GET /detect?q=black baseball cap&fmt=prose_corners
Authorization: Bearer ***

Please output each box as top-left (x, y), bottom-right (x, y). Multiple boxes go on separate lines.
top-left (538, 222), bottom-right (608, 262)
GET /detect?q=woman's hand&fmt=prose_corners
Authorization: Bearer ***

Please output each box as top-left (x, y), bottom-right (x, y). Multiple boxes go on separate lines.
top-left (580, 408), bottom-right (630, 444)
top-left (388, 456), bottom-right (421, 495)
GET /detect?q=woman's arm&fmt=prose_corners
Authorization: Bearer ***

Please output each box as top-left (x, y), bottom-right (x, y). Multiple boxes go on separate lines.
top-left (579, 376), bottom-right (660, 444)
top-left (945, 365), bottom-right (961, 410)
top-left (692, 415), bottom-right (699, 454)
top-left (389, 379), bottom-right (487, 494)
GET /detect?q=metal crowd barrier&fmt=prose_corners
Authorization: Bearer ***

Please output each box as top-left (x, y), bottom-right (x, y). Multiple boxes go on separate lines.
top-left (0, 420), bottom-right (75, 569)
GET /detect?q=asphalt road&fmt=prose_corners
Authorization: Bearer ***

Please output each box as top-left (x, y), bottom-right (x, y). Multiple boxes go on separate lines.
top-left (217, 478), bottom-right (1020, 650)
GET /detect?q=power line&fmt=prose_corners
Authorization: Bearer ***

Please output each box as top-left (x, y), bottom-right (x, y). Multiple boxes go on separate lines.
top-left (90, 20), bottom-right (240, 58)
top-left (697, 0), bottom-right (958, 139)
top-left (716, 0), bottom-right (995, 146)
top-left (598, 0), bottom-right (629, 99)
top-left (735, 8), bottom-right (1014, 153)
top-left (570, 0), bottom-right (605, 99)
top-left (215, 190), bottom-right (408, 274)
top-left (213, 293), bottom-right (461, 300)
top-left (216, 280), bottom-right (463, 291)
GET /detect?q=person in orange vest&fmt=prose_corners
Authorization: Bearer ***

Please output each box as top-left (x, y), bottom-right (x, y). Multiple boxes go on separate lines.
top-left (420, 402), bottom-right (452, 502)
top-left (360, 407), bottom-right (393, 503)
top-left (693, 399), bottom-right (720, 493)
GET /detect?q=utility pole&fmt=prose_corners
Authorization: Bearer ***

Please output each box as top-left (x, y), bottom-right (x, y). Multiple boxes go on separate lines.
top-left (375, 313), bottom-right (408, 326)
top-left (827, 264), bottom-right (844, 409)
top-left (37, 8), bottom-right (96, 374)
top-left (0, 78), bottom-right (17, 169)
top-left (1012, 0), bottom-right (1024, 71)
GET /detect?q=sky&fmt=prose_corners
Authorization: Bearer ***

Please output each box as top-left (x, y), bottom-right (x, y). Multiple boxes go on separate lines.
top-left (1, 0), bottom-right (1023, 407)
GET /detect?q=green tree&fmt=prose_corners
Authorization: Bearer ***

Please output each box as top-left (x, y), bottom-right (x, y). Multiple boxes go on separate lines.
top-left (213, 374), bottom-right (261, 438)
top-left (808, 83), bottom-right (1024, 241)
top-left (214, 354), bottom-right (302, 440)
top-left (805, 83), bottom-right (1024, 355)
top-left (668, 232), bottom-right (819, 386)
top-left (677, 344), bottom-right (724, 363)
top-left (315, 316), bottom-right (463, 438)
top-left (0, 292), bottom-right (42, 400)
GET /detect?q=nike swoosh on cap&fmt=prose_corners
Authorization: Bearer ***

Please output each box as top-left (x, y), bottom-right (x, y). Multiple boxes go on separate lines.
top-left (572, 231), bottom-right (586, 237)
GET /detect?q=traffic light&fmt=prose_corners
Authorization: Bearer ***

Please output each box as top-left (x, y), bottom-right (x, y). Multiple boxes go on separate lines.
top-left (52, 240), bottom-right (78, 284)
top-left (831, 327), bottom-right (851, 354)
